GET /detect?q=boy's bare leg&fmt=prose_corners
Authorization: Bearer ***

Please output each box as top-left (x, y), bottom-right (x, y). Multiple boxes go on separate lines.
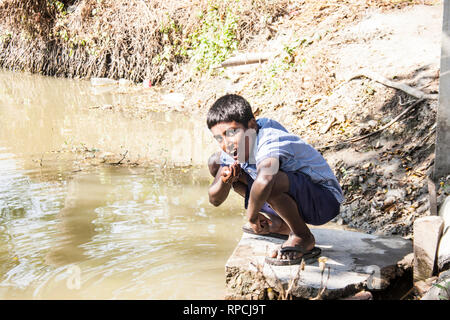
top-left (265, 171), bottom-right (316, 260)
top-left (207, 152), bottom-right (289, 235)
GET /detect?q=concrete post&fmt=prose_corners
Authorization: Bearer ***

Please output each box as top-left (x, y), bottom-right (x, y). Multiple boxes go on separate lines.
top-left (434, 0), bottom-right (450, 181)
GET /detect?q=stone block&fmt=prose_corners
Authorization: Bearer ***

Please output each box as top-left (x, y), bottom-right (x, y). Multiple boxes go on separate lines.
top-left (225, 228), bottom-right (412, 299)
top-left (413, 216), bottom-right (444, 281)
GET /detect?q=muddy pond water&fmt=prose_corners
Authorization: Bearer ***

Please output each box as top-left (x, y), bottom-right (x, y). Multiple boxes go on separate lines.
top-left (0, 70), bottom-right (245, 299)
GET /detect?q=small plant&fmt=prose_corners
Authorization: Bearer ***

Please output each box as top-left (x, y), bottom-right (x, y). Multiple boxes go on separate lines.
top-left (0, 30), bottom-right (12, 46)
top-left (432, 280), bottom-right (450, 300)
top-left (186, 2), bottom-right (238, 73)
top-left (261, 36), bottom-right (309, 94)
top-left (152, 13), bottom-right (187, 68)
top-left (439, 178), bottom-right (450, 195)
top-left (51, 0), bottom-right (67, 15)
top-left (340, 166), bottom-right (348, 178)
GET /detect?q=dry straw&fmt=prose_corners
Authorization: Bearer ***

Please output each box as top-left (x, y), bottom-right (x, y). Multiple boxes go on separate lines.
top-left (0, 0), bottom-right (288, 83)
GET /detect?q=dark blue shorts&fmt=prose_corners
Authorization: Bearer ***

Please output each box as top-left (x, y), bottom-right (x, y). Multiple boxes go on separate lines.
top-left (244, 171), bottom-right (340, 226)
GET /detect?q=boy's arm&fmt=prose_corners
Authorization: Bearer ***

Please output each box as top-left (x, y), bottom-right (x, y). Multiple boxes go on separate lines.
top-left (208, 165), bottom-right (233, 206)
top-left (246, 157), bottom-right (279, 233)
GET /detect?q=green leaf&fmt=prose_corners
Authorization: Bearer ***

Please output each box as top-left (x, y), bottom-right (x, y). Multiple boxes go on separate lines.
top-left (433, 283), bottom-right (448, 290)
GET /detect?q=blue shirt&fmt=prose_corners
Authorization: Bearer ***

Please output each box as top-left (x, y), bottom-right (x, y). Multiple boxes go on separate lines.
top-left (220, 118), bottom-right (344, 204)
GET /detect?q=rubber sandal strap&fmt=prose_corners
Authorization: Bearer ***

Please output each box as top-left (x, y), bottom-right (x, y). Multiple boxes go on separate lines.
top-left (242, 226), bottom-right (289, 240)
top-left (279, 246), bottom-right (310, 254)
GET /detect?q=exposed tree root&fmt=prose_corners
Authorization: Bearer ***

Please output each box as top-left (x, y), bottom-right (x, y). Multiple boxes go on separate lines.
top-left (348, 70), bottom-right (438, 100)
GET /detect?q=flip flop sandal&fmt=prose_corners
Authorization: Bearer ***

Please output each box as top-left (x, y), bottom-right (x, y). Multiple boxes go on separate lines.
top-left (242, 226), bottom-right (289, 240)
top-left (265, 246), bottom-right (322, 266)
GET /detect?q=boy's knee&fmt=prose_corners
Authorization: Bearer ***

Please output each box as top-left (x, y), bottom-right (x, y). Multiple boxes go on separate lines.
top-left (208, 152), bottom-right (221, 177)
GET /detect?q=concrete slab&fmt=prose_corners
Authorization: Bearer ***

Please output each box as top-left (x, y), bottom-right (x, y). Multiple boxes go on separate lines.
top-left (225, 228), bottom-right (412, 299)
top-left (413, 216), bottom-right (444, 281)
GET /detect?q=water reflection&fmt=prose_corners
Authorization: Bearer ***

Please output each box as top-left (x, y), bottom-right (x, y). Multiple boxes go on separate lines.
top-left (0, 70), bottom-right (217, 166)
top-left (44, 174), bottom-right (101, 267)
top-left (0, 153), bottom-right (245, 299)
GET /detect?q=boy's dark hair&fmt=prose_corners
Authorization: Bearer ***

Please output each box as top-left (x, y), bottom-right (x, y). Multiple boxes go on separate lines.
top-left (207, 94), bottom-right (255, 129)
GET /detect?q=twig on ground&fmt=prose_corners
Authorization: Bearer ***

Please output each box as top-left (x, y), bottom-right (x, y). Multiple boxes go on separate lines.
top-left (284, 261), bottom-right (304, 299)
top-left (400, 286), bottom-right (416, 300)
top-left (265, 263), bottom-right (290, 299)
top-left (249, 261), bottom-right (285, 299)
top-left (310, 265), bottom-right (331, 300)
top-left (347, 98), bottom-right (425, 142)
top-left (112, 150), bottom-right (128, 165)
top-left (250, 253), bottom-right (304, 300)
top-left (398, 96), bottom-right (415, 106)
top-left (321, 116), bottom-right (336, 134)
top-left (422, 123), bottom-right (437, 143)
top-left (217, 52), bottom-right (277, 68)
top-left (317, 98), bottom-right (425, 151)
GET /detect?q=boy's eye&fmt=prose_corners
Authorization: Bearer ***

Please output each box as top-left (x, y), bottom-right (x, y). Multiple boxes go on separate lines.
top-left (226, 128), bottom-right (239, 137)
top-left (214, 136), bottom-right (223, 143)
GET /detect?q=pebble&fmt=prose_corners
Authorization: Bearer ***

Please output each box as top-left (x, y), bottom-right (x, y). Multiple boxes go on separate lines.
top-left (383, 196), bottom-right (396, 208)
top-left (362, 162), bottom-right (371, 169)
top-left (368, 120), bottom-right (377, 128)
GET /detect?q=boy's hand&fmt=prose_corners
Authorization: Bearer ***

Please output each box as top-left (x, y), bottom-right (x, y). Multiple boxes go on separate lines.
top-left (248, 215), bottom-right (270, 234)
top-left (221, 161), bottom-right (242, 184)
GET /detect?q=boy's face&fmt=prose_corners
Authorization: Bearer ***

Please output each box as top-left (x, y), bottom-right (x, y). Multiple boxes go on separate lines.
top-left (210, 120), bottom-right (257, 163)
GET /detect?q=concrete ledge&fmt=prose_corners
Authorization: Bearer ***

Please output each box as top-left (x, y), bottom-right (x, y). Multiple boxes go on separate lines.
top-left (225, 228), bottom-right (412, 299)
top-left (413, 216), bottom-right (444, 281)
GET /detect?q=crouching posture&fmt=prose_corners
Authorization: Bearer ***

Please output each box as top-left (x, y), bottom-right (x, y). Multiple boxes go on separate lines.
top-left (206, 94), bottom-right (344, 265)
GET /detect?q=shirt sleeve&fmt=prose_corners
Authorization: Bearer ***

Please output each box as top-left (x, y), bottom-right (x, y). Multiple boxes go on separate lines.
top-left (255, 129), bottom-right (292, 167)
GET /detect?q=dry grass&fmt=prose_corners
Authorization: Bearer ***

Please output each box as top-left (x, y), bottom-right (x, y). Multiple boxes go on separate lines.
top-left (0, 0), bottom-right (429, 85)
top-left (0, 0), bottom-right (61, 38)
top-left (0, 0), bottom-right (289, 83)
top-left (249, 258), bottom-right (331, 300)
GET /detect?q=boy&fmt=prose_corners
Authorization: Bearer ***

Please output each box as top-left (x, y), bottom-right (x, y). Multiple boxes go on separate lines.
top-left (207, 94), bottom-right (343, 265)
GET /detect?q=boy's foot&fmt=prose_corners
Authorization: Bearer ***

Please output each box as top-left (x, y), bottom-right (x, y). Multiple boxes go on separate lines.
top-left (268, 233), bottom-right (316, 262)
top-left (242, 213), bottom-right (291, 239)
top-left (258, 213), bottom-right (290, 236)
top-left (265, 245), bottom-right (321, 266)
top-left (242, 224), bottom-right (289, 240)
